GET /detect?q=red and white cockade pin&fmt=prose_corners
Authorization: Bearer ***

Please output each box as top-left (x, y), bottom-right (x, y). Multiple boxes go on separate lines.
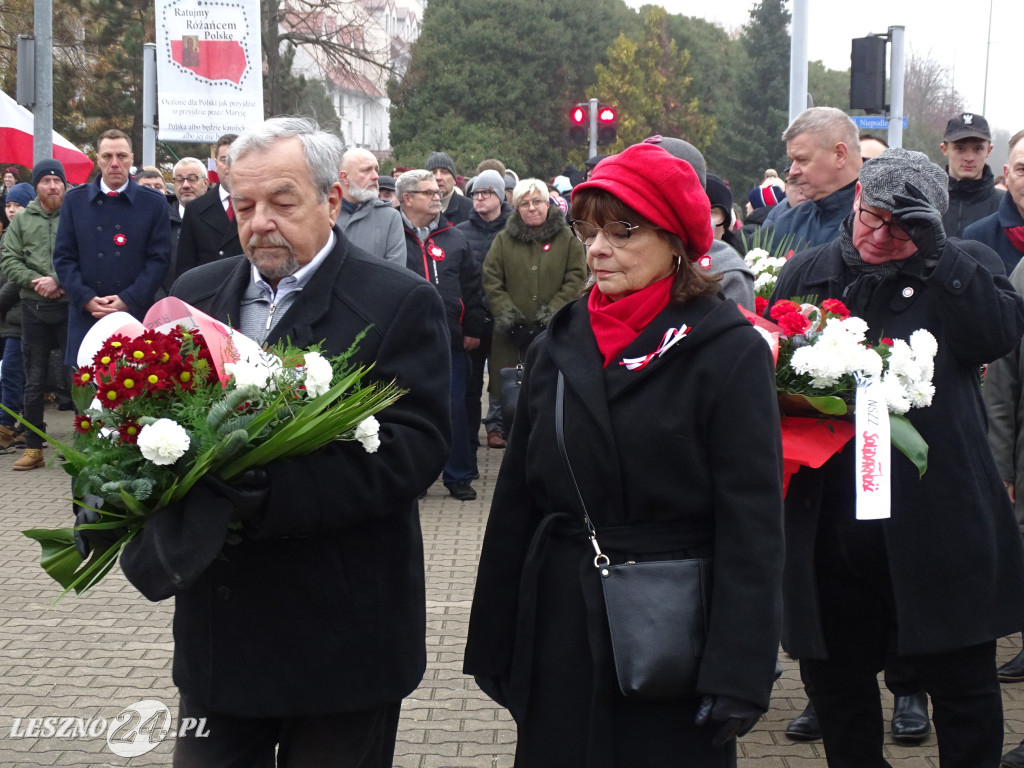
top-left (428, 244), bottom-right (445, 261)
top-left (542, 243), bottom-right (551, 252)
top-left (619, 326), bottom-right (690, 370)
top-left (698, 255), bottom-right (712, 270)
top-left (113, 233), bottom-right (127, 247)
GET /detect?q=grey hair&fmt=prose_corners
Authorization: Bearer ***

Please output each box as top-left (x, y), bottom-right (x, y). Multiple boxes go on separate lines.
top-left (512, 178), bottom-right (548, 207)
top-left (396, 169), bottom-right (433, 203)
top-left (782, 107), bottom-right (860, 156)
top-left (229, 117), bottom-right (342, 202)
top-left (173, 157), bottom-right (208, 178)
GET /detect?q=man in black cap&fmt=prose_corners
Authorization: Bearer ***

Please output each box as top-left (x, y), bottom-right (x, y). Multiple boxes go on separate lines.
top-left (940, 112), bottom-right (1004, 238)
top-left (0, 159), bottom-right (70, 470)
top-left (378, 174), bottom-right (398, 207)
top-left (425, 152), bottom-right (472, 225)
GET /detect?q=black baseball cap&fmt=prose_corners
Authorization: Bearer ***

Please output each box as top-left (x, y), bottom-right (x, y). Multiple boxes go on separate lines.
top-left (943, 113), bottom-right (991, 142)
top-left (378, 175), bottom-right (396, 191)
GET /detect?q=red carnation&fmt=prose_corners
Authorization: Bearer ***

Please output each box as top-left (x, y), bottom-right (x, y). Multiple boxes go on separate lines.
top-left (777, 311), bottom-right (812, 336)
top-left (881, 337), bottom-right (893, 346)
top-left (770, 299), bottom-right (803, 321)
top-left (821, 299), bottom-right (850, 319)
top-left (755, 296), bottom-right (769, 316)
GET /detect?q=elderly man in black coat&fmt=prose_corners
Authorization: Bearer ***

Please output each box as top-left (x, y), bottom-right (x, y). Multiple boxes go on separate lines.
top-left (770, 148), bottom-right (1024, 768)
top-left (113, 117), bottom-right (451, 767)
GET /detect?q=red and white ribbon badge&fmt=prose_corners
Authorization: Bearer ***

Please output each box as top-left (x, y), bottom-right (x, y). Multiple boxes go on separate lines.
top-left (114, 233), bottom-right (127, 247)
top-left (619, 325), bottom-right (689, 370)
top-left (428, 244), bottom-right (445, 261)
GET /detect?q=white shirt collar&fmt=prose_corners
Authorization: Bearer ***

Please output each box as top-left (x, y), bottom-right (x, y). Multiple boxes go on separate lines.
top-left (100, 178), bottom-right (130, 195)
top-left (249, 231), bottom-right (336, 301)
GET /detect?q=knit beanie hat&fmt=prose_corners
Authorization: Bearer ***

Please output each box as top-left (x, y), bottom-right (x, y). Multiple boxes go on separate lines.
top-left (6, 182), bottom-right (36, 207)
top-left (474, 169), bottom-right (505, 198)
top-left (425, 151), bottom-right (457, 179)
top-left (572, 143), bottom-right (713, 259)
top-left (748, 184), bottom-right (787, 209)
top-left (552, 175), bottom-right (572, 194)
top-left (504, 170), bottom-right (518, 190)
top-left (642, 135), bottom-right (707, 189)
top-left (32, 159), bottom-right (67, 188)
top-left (859, 148), bottom-right (949, 214)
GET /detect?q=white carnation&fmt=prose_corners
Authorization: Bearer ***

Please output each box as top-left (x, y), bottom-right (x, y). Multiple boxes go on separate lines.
top-left (225, 351), bottom-right (282, 391)
top-left (881, 373), bottom-right (912, 415)
top-left (354, 416), bottom-right (381, 453)
top-left (137, 419), bottom-right (191, 466)
top-left (909, 329), bottom-right (938, 360)
top-left (754, 272), bottom-right (776, 290)
top-left (302, 351), bottom-right (333, 398)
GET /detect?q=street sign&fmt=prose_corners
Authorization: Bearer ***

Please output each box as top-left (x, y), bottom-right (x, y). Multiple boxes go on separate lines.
top-left (851, 115), bottom-right (908, 130)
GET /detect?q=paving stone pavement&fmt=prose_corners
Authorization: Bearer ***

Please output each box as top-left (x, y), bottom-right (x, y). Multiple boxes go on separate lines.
top-left (2, 405), bottom-right (1023, 766)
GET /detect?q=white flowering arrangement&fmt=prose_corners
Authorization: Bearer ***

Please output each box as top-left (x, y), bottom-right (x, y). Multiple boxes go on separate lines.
top-left (5, 304), bottom-right (402, 597)
top-left (741, 228), bottom-right (803, 302)
top-left (768, 297), bottom-right (935, 475)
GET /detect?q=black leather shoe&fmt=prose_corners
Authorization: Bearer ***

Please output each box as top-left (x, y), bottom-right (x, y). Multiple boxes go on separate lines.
top-left (785, 702), bottom-right (822, 741)
top-left (1002, 742), bottom-right (1024, 768)
top-left (447, 482), bottom-right (477, 501)
top-left (999, 648), bottom-right (1024, 682)
top-left (891, 691), bottom-right (930, 743)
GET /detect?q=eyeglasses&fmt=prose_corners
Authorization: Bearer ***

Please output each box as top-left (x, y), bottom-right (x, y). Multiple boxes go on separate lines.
top-left (518, 199), bottom-right (548, 210)
top-left (857, 207), bottom-right (911, 241)
top-left (472, 189), bottom-right (495, 200)
top-left (571, 220), bottom-right (644, 248)
top-left (173, 174), bottom-right (203, 185)
top-left (408, 189), bottom-right (441, 198)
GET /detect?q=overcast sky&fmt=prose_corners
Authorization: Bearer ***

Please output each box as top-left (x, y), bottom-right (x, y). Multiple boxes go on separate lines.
top-left (627, 0), bottom-right (1023, 142)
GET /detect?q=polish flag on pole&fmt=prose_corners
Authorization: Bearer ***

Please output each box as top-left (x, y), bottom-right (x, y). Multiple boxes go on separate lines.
top-left (0, 90), bottom-right (94, 183)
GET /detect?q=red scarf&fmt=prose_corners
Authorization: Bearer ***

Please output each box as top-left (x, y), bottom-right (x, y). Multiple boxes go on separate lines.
top-left (1005, 226), bottom-right (1024, 254)
top-left (588, 276), bottom-right (673, 368)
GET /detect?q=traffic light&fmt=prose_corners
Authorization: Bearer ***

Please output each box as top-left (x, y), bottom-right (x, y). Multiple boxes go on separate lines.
top-left (850, 36), bottom-right (887, 113)
top-left (597, 105), bottom-right (617, 146)
top-left (569, 105), bottom-right (587, 144)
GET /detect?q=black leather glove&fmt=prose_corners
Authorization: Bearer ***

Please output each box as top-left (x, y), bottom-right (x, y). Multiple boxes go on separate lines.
top-left (891, 182), bottom-right (947, 259)
top-left (202, 468), bottom-right (269, 523)
top-left (695, 695), bottom-right (763, 747)
top-left (73, 495), bottom-right (126, 559)
top-left (473, 675), bottom-right (509, 708)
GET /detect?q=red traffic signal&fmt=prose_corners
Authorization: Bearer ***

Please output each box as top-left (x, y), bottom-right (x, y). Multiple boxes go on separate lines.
top-left (597, 104), bottom-right (617, 145)
top-left (569, 105), bottom-right (588, 143)
top-left (570, 106), bottom-right (587, 125)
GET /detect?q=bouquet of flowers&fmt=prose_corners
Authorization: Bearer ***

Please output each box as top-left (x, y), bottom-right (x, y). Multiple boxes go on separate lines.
top-left (762, 297), bottom-right (935, 477)
top-left (3, 298), bottom-right (405, 599)
top-left (741, 228), bottom-right (803, 302)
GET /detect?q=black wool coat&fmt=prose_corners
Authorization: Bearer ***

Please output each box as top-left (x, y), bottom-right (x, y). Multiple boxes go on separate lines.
top-left (771, 234), bottom-right (1024, 659)
top-left (155, 228), bottom-right (451, 717)
top-left (175, 185), bottom-right (242, 280)
top-left (464, 293), bottom-right (785, 768)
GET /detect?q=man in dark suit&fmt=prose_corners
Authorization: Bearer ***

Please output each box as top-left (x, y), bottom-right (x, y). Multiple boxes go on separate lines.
top-left (116, 116), bottom-right (452, 767)
top-left (175, 133), bottom-right (241, 279)
top-left (52, 129), bottom-right (170, 365)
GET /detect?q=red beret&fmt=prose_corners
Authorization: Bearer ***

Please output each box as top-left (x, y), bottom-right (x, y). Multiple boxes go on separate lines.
top-left (571, 143), bottom-right (713, 259)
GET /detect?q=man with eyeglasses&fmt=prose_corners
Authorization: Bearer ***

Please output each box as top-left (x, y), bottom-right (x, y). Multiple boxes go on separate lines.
top-left (768, 147), bottom-right (1024, 768)
top-left (398, 169), bottom-right (485, 501)
top-left (176, 134), bottom-right (241, 279)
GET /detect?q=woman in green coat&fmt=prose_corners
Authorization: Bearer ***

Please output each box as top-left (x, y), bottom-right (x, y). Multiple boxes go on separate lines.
top-left (482, 178), bottom-right (587, 442)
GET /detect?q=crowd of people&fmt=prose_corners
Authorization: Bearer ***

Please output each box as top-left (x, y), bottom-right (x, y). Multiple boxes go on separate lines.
top-left (2, 105), bottom-right (1024, 767)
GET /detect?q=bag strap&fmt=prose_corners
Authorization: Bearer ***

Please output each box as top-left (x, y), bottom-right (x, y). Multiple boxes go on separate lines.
top-left (556, 371), bottom-right (609, 568)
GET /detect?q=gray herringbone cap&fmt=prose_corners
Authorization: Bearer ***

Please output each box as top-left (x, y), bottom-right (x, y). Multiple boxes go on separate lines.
top-left (859, 147), bottom-right (949, 214)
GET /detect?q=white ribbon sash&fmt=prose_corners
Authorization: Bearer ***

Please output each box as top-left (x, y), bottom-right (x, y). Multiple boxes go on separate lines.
top-left (854, 377), bottom-right (891, 520)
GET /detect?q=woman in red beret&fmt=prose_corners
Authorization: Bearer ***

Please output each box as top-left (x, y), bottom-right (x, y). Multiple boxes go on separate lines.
top-left (464, 142), bottom-right (786, 766)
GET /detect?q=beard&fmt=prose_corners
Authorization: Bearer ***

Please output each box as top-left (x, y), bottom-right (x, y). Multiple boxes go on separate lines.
top-left (348, 179), bottom-right (378, 203)
top-left (245, 233), bottom-right (300, 280)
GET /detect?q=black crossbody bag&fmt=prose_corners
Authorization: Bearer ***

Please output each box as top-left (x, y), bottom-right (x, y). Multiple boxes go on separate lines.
top-left (555, 371), bottom-right (711, 700)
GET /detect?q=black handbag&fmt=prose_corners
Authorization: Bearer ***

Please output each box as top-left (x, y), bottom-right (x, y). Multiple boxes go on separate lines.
top-left (499, 358), bottom-right (524, 434)
top-left (555, 372), bottom-right (711, 700)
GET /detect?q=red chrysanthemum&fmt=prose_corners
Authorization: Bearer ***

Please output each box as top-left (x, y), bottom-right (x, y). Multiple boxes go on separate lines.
top-left (73, 414), bottom-right (97, 434)
top-left (755, 296), bottom-right (769, 316)
top-left (96, 378), bottom-right (129, 408)
top-left (118, 422), bottom-right (141, 444)
top-left (73, 366), bottom-right (97, 388)
top-left (115, 367), bottom-right (143, 398)
top-left (777, 311), bottom-right (812, 336)
top-left (821, 299), bottom-right (850, 319)
top-left (770, 299), bottom-right (803, 321)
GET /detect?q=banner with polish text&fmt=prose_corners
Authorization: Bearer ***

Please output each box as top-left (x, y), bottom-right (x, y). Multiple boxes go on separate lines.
top-left (155, 0), bottom-right (264, 143)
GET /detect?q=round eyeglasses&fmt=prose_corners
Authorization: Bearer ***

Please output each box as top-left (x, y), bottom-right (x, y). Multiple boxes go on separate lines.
top-left (571, 220), bottom-right (643, 248)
